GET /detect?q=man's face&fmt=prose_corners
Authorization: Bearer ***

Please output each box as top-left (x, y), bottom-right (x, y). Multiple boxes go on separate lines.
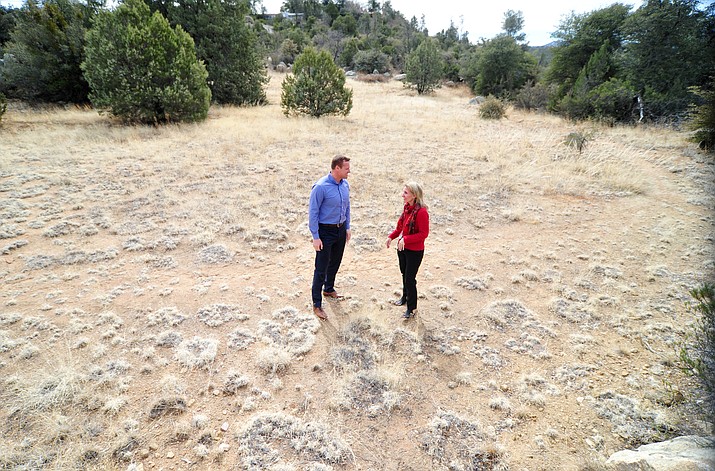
top-left (335, 161), bottom-right (350, 180)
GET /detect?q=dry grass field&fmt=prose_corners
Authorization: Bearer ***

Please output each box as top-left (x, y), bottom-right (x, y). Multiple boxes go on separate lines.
top-left (1, 71), bottom-right (714, 471)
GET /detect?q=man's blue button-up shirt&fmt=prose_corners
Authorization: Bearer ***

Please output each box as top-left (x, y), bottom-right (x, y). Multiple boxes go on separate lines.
top-left (308, 173), bottom-right (351, 239)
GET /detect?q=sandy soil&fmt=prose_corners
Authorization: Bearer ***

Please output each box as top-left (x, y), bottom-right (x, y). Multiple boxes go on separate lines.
top-left (0, 72), bottom-right (713, 470)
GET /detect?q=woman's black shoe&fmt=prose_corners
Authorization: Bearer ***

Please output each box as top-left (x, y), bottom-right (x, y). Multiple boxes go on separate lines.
top-left (402, 309), bottom-right (414, 319)
top-left (394, 297), bottom-right (406, 306)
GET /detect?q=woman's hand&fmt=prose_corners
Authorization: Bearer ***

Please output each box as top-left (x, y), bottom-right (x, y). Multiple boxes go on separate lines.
top-left (386, 237), bottom-right (392, 248)
top-left (397, 238), bottom-right (405, 251)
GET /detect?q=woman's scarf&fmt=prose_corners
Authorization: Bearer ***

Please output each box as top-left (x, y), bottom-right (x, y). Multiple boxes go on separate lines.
top-left (398, 203), bottom-right (422, 235)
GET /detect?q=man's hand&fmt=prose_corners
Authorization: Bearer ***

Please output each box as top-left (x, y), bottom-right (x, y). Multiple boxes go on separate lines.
top-left (313, 238), bottom-right (323, 251)
top-left (346, 229), bottom-right (352, 243)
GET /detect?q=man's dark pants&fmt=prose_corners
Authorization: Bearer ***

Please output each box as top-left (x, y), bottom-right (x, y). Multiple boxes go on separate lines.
top-left (312, 224), bottom-right (347, 307)
top-left (398, 248), bottom-right (424, 312)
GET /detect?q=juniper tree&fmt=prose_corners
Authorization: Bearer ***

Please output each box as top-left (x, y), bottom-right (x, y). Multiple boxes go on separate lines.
top-left (82, 0), bottom-right (210, 123)
top-left (281, 47), bottom-right (352, 117)
top-left (404, 38), bottom-right (442, 95)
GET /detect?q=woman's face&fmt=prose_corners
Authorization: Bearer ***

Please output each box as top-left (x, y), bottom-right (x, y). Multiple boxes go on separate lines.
top-left (402, 187), bottom-right (415, 205)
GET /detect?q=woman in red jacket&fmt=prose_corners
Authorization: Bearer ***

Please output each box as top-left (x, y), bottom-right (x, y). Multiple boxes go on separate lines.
top-left (385, 182), bottom-right (430, 319)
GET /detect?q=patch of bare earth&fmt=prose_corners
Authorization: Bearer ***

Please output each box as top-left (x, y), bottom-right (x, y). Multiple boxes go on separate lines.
top-left (0, 72), bottom-right (713, 470)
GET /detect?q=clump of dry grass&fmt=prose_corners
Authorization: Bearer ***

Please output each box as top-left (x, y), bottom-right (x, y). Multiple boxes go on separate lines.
top-left (590, 391), bottom-right (670, 447)
top-left (197, 244), bottom-right (233, 264)
top-left (256, 345), bottom-right (292, 374)
top-left (197, 303), bottom-right (241, 327)
top-left (175, 336), bottom-right (218, 369)
top-left (236, 412), bottom-right (353, 468)
top-left (420, 410), bottom-right (506, 470)
top-left (228, 327), bottom-right (256, 350)
top-left (482, 299), bottom-right (536, 330)
top-left (333, 369), bottom-right (402, 416)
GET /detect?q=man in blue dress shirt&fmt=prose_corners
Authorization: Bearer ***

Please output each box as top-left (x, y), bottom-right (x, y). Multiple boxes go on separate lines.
top-left (308, 155), bottom-right (351, 320)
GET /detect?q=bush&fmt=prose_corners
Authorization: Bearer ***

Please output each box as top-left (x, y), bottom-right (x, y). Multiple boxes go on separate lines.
top-left (679, 284), bottom-right (715, 428)
top-left (1, 0), bottom-right (95, 103)
top-left (353, 49), bottom-right (390, 74)
top-left (281, 47), bottom-right (353, 118)
top-left (514, 81), bottom-right (553, 111)
top-left (82, 0), bottom-right (210, 124)
top-left (688, 79), bottom-right (715, 152)
top-left (479, 96), bottom-right (506, 120)
top-left (588, 78), bottom-right (637, 123)
top-left (405, 38), bottom-right (443, 95)
top-left (163, 0), bottom-right (267, 105)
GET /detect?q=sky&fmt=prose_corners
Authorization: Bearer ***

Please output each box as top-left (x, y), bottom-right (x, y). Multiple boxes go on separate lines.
top-left (0, 0), bottom-right (643, 46)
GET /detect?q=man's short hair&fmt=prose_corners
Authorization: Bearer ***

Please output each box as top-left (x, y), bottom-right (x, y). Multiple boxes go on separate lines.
top-left (331, 155), bottom-right (350, 169)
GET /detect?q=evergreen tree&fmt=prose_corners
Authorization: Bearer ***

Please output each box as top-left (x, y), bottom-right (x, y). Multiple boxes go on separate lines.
top-left (502, 9), bottom-right (525, 43)
top-left (281, 47), bottom-right (352, 117)
top-left (546, 4), bottom-right (631, 104)
top-left (159, 0), bottom-right (268, 105)
top-left (404, 37), bottom-right (442, 94)
top-left (82, 0), bottom-right (210, 123)
top-left (620, 0), bottom-right (715, 119)
top-left (0, 5), bottom-right (18, 52)
top-left (474, 34), bottom-right (536, 97)
top-left (688, 77), bottom-right (715, 152)
top-left (1, 0), bottom-right (99, 103)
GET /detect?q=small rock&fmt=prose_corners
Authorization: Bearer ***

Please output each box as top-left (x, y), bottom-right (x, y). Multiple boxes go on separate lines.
top-left (221, 422), bottom-right (229, 432)
top-left (166, 451), bottom-right (174, 459)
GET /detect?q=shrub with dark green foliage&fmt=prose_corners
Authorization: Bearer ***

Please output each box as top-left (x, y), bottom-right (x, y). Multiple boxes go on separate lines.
top-left (0, 5), bottom-right (18, 52)
top-left (1, 0), bottom-right (96, 103)
top-left (688, 79), bottom-right (715, 152)
top-left (82, 0), bottom-right (210, 124)
top-left (405, 38), bottom-right (443, 95)
top-left (158, 0), bottom-right (267, 105)
top-left (679, 284), bottom-right (715, 428)
top-left (473, 34), bottom-right (536, 98)
top-left (479, 96), bottom-right (506, 120)
top-left (281, 48), bottom-right (352, 118)
top-left (353, 48), bottom-right (390, 74)
top-left (588, 78), bottom-right (636, 124)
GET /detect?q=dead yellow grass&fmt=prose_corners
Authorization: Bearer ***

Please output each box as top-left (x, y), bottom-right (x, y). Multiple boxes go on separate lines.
top-left (0, 71), bottom-right (713, 470)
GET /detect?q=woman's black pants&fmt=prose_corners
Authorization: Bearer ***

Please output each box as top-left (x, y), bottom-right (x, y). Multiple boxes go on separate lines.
top-left (397, 248), bottom-right (424, 311)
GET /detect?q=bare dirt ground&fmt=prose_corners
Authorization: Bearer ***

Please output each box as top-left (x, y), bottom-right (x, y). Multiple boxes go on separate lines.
top-left (1, 71), bottom-right (714, 471)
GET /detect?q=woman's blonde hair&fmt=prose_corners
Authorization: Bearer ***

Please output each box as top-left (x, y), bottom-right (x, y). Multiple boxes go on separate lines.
top-left (404, 181), bottom-right (427, 208)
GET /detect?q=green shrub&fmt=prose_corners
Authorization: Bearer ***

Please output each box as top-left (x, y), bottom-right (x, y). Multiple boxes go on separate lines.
top-left (353, 49), bottom-right (390, 74)
top-left (82, 0), bottom-right (210, 124)
top-left (1, 0), bottom-right (95, 103)
top-left (405, 38), bottom-right (443, 95)
top-left (679, 284), bottom-right (715, 428)
top-left (162, 0), bottom-right (268, 105)
top-left (588, 78), bottom-right (637, 123)
top-left (479, 96), bottom-right (506, 120)
top-left (281, 47), bottom-right (353, 118)
top-left (688, 79), bottom-right (715, 152)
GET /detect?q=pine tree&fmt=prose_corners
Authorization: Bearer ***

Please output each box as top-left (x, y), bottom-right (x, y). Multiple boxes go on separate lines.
top-left (158, 0), bottom-right (268, 105)
top-left (404, 38), bottom-right (442, 95)
top-left (281, 47), bottom-right (352, 117)
top-left (82, 0), bottom-right (210, 123)
top-left (1, 0), bottom-right (98, 103)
